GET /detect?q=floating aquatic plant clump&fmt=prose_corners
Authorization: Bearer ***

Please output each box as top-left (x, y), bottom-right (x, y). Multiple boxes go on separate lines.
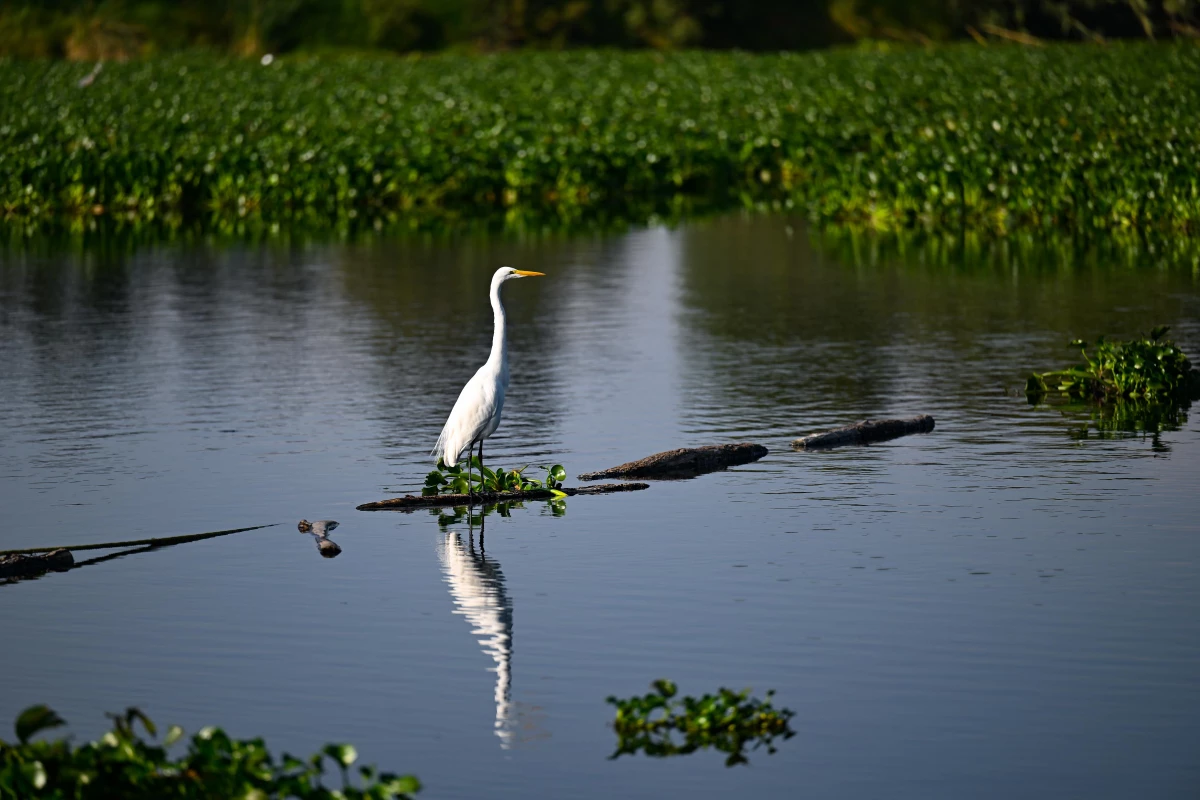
top-left (1, 704), bottom-right (420, 799)
top-left (2, 44), bottom-right (1200, 234)
top-left (607, 679), bottom-right (795, 766)
top-left (1026, 326), bottom-right (1200, 402)
top-left (425, 457), bottom-right (566, 496)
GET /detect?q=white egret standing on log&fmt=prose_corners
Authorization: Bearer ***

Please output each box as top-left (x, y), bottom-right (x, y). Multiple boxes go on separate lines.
top-left (433, 267), bottom-right (545, 494)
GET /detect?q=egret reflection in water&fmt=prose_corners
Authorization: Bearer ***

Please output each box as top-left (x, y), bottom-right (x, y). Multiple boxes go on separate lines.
top-left (436, 521), bottom-right (516, 748)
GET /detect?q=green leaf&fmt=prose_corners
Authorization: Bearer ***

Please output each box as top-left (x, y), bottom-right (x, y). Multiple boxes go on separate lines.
top-left (15, 705), bottom-right (66, 744)
top-left (164, 725), bottom-right (184, 746)
top-left (378, 774), bottom-right (422, 795)
top-left (550, 464), bottom-right (567, 482)
top-left (324, 743), bottom-right (358, 767)
top-left (125, 708), bottom-right (156, 738)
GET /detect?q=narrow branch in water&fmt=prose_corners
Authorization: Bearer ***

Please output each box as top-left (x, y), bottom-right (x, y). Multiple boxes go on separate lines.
top-left (0, 524), bottom-right (279, 557)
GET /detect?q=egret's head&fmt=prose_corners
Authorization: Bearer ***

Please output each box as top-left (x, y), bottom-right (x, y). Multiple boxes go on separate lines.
top-left (497, 266), bottom-right (545, 281)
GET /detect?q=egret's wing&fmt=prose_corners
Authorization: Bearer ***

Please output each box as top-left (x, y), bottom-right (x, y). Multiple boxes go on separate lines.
top-left (433, 368), bottom-right (501, 463)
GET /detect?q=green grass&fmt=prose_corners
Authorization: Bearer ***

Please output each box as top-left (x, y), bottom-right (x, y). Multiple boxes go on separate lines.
top-left (2, 44), bottom-right (1199, 235)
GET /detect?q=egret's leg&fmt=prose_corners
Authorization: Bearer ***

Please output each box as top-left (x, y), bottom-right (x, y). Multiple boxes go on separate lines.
top-left (473, 440), bottom-right (483, 495)
top-left (466, 445), bottom-right (474, 501)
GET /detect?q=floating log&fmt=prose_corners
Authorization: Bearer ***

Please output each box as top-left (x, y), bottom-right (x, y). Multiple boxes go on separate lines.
top-left (356, 483), bottom-right (648, 511)
top-left (792, 415), bottom-right (936, 450)
top-left (0, 549), bottom-right (74, 580)
top-left (578, 443), bottom-right (769, 480)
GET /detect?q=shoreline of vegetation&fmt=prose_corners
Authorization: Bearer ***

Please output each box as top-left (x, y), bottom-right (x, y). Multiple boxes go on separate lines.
top-left (3, 44), bottom-right (1199, 237)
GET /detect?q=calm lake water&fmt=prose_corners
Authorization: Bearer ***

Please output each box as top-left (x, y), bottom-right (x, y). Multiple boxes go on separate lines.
top-left (2, 214), bottom-right (1199, 799)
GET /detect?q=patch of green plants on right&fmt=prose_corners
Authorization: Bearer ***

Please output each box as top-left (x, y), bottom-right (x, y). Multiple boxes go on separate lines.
top-left (607, 679), bottom-right (795, 767)
top-left (424, 457), bottom-right (566, 497)
top-left (1026, 326), bottom-right (1200, 402)
top-left (1026, 326), bottom-right (1199, 439)
top-left (0, 704), bottom-right (419, 799)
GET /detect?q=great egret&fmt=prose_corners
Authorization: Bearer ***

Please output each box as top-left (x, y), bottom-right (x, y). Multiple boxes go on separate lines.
top-left (432, 267), bottom-right (544, 492)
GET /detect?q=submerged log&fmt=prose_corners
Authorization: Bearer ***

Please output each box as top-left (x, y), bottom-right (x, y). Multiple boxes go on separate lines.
top-left (0, 524), bottom-right (276, 558)
top-left (356, 482), bottom-right (648, 511)
top-left (0, 548), bottom-right (74, 579)
top-left (792, 415), bottom-right (936, 450)
top-left (578, 443), bottom-right (769, 480)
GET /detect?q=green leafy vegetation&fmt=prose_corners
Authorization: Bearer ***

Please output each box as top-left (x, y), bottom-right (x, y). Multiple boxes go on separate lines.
top-left (3, 44), bottom-right (1200, 237)
top-left (1, 704), bottom-right (420, 799)
top-left (1026, 326), bottom-right (1200, 402)
top-left (607, 680), bottom-right (795, 767)
top-left (1026, 326), bottom-right (1199, 440)
top-left (425, 457), bottom-right (566, 496)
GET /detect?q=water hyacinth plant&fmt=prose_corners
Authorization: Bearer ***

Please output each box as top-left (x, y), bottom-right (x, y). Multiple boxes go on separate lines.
top-left (607, 680), bottom-right (795, 767)
top-left (0, 705), bottom-right (420, 799)
top-left (424, 457), bottom-right (566, 496)
top-left (1026, 326), bottom-right (1200, 402)
top-left (3, 44), bottom-right (1200, 235)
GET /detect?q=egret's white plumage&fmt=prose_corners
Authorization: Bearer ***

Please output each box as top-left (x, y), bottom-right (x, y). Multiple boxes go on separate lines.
top-left (433, 267), bottom-right (544, 467)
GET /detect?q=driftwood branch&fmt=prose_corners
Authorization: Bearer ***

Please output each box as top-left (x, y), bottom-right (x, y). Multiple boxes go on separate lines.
top-left (0, 524), bottom-right (278, 558)
top-left (0, 549), bottom-right (75, 580)
top-left (578, 443), bottom-right (768, 480)
top-left (356, 482), bottom-right (648, 511)
top-left (792, 415), bottom-right (936, 450)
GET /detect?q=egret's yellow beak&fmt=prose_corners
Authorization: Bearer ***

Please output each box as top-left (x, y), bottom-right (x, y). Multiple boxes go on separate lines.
top-left (513, 269), bottom-right (545, 277)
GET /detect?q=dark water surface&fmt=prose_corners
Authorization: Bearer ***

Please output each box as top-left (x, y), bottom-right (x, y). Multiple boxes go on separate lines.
top-left (2, 215), bottom-right (1198, 798)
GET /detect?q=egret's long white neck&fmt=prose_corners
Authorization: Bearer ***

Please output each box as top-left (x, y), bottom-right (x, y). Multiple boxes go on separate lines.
top-left (486, 272), bottom-right (508, 372)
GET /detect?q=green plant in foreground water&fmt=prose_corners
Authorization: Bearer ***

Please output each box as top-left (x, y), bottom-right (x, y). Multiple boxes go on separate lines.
top-left (424, 457), bottom-right (566, 497)
top-left (0, 705), bottom-right (419, 799)
top-left (1026, 326), bottom-right (1200, 403)
top-left (607, 680), bottom-right (795, 767)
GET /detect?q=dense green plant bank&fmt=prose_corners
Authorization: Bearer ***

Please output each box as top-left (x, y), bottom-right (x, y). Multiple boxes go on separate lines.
top-left (2, 44), bottom-right (1198, 234)
top-left (1, 705), bottom-right (419, 799)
